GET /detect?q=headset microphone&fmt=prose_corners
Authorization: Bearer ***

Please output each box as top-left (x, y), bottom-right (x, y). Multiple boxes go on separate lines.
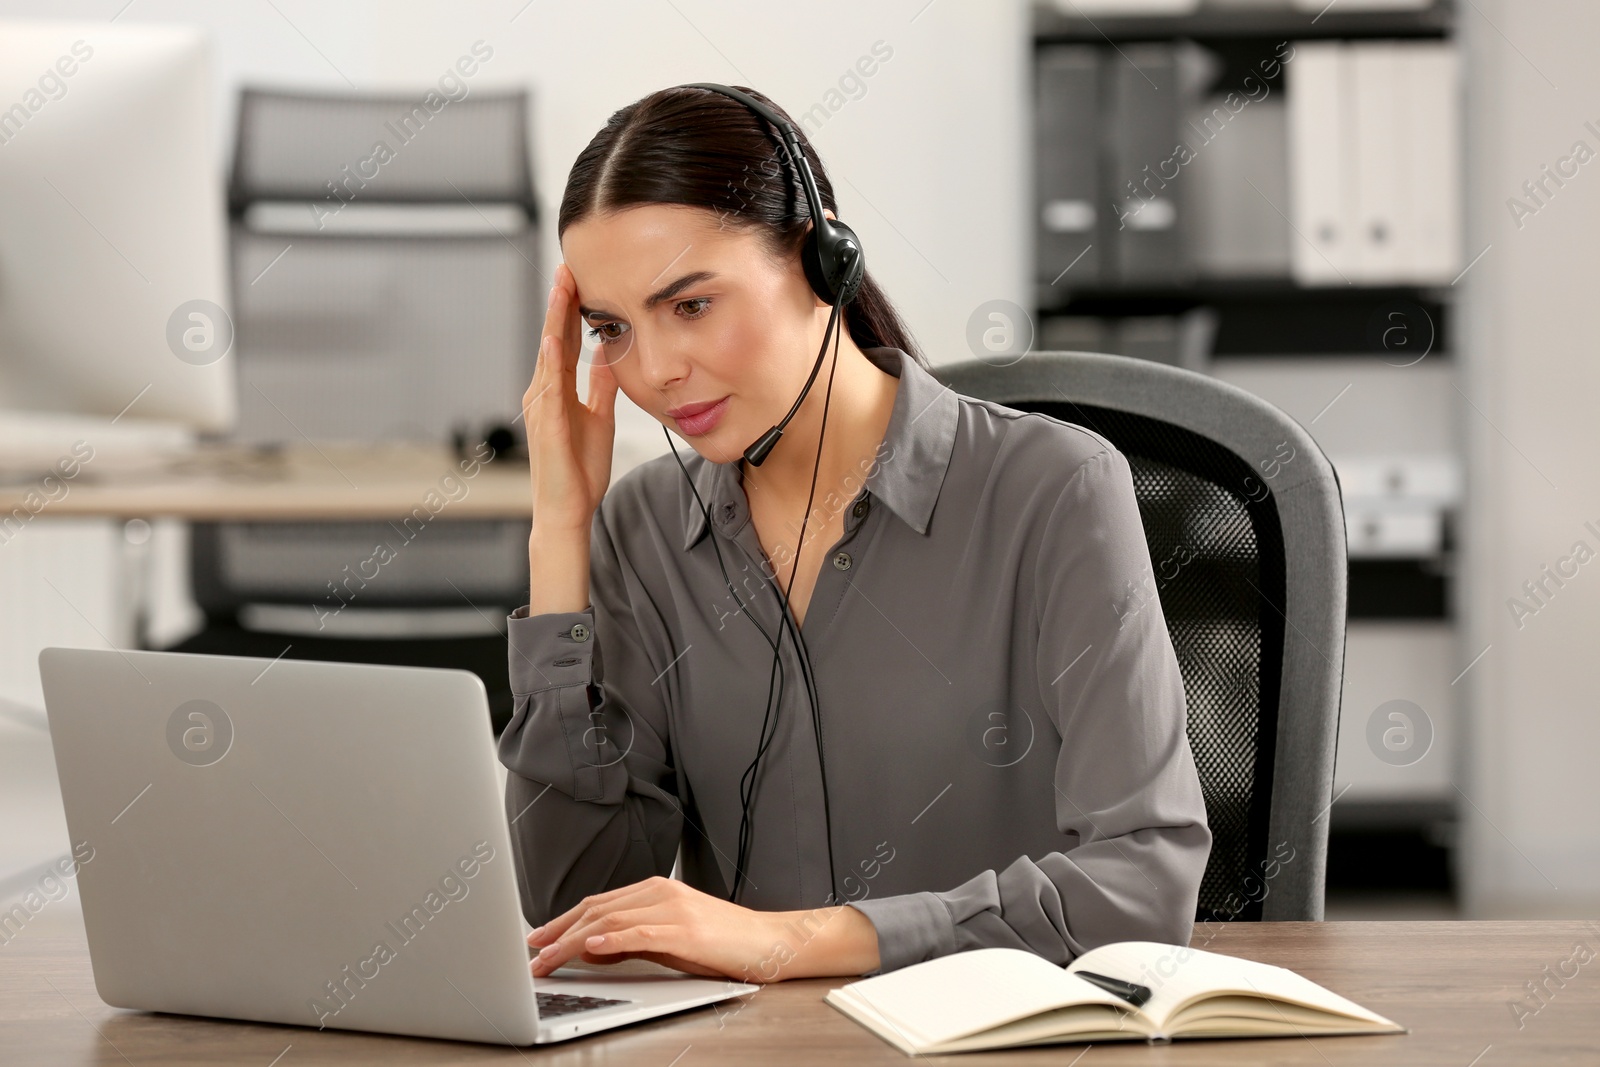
top-left (660, 82), bottom-right (865, 909)
top-left (742, 246), bottom-right (858, 468)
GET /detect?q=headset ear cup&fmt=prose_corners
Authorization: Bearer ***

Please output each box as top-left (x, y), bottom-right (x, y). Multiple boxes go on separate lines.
top-left (804, 218), bottom-right (867, 306)
top-left (837, 230), bottom-right (866, 304)
top-left (801, 228), bottom-right (832, 305)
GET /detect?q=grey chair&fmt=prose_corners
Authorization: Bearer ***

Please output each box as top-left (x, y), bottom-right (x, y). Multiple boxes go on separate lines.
top-left (931, 351), bottom-right (1346, 923)
top-left (164, 87), bottom-right (542, 733)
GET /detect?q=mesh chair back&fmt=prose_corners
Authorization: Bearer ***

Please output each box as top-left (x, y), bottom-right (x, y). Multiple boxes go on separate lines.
top-left (932, 352), bottom-right (1346, 923)
top-left (194, 88), bottom-right (539, 618)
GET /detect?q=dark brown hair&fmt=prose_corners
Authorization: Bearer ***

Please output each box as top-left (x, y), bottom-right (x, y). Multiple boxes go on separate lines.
top-left (557, 84), bottom-right (929, 371)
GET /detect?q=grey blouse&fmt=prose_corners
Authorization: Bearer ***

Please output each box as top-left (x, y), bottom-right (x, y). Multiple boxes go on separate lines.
top-left (496, 344), bottom-right (1212, 977)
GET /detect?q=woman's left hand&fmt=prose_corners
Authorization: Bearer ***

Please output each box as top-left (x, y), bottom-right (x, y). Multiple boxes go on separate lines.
top-left (525, 875), bottom-right (880, 983)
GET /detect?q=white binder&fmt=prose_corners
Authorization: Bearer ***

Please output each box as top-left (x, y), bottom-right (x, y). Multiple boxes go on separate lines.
top-left (1290, 0), bottom-right (1432, 8)
top-left (1287, 41), bottom-right (1354, 284)
top-left (1399, 42), bottom-right (1462, 281)
top-left (1288, 40), bottom-right (1461, 285)
top-left (1353, 42), bottom-right (1403, 281)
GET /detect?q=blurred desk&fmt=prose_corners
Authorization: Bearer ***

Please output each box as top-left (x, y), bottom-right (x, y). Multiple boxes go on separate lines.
top-left (2, 921), bottom-right (1597, 1064)
top-left (0, 441), bottom-right (531, 521)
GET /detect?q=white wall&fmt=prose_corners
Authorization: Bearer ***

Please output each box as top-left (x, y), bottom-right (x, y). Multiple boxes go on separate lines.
top-left (0, 0), bottom-right (1030, 416)
top-left (1461, 0), bottom-right (1600, 914)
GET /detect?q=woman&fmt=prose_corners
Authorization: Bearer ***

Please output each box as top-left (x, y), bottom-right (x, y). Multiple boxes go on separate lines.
top-left (499, 83), bottom-right (1211, 985)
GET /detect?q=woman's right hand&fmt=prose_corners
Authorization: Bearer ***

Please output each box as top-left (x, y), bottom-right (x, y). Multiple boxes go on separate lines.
top-left (524, 262), bottom-right (620, 535)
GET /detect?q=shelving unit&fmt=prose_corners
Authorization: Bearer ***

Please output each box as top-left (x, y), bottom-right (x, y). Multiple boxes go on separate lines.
top-left (1030, 0), bottom-right (1464, 909)
top-left (1042, 280), bottom-right (1452, 356)
top-left (1033, 1), bottom-right (1453, 44)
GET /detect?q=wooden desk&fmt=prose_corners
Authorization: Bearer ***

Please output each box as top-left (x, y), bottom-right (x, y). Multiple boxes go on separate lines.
top-left (4, 921), bottom-right (1597, 1064)
top-left (0, 441), bottom-right (532, 521)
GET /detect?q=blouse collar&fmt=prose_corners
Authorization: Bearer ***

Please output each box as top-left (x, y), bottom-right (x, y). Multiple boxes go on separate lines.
top-left (681, 345), bottom-right (960, 552)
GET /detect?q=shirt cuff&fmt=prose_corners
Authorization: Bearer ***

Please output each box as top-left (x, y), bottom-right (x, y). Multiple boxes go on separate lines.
top-left (846, 891), bottom-right (957, 975)
top-left (506, 603), bottom-right (596, 695)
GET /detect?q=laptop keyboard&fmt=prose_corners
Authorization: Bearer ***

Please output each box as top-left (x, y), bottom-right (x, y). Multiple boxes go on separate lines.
top-left (537, 991), bottom-right (632, 1018)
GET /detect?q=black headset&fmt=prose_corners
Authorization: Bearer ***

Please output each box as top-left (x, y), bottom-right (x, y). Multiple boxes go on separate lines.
top-left (655, 82), bottom-right (867, 908)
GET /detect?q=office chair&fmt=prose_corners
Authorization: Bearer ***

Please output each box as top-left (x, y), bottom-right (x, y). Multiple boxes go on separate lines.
top-left (932, 351), bottom-right (1346, 923)
top-left (162, 88), bottom-right (542, 734)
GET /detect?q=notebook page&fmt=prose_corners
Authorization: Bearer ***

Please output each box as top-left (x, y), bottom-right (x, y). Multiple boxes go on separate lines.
top-left (1068, 941), bottom-right (1400, 1031)
top-left (842, 947), bottom-right (1132, 1047)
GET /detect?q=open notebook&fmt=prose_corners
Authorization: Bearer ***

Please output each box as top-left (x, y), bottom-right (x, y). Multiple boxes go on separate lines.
top-left (825, 941), bottom-right (1406, 1055)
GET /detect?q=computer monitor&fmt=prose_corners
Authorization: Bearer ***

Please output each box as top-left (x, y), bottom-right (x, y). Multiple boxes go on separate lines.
top-left (0, 21), bottom-right (235, 433)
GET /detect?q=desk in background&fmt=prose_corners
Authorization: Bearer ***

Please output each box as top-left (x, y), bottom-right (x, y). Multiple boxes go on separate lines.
top-left (3, 921), bottom-right (1596, 1065)
top-left (0, 441), bottom-right (532, 522)
top-left (0, 441), bottom-right (535, 650)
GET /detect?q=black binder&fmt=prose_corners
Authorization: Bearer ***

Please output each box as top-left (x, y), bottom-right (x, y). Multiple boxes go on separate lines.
top-left (1105, 43), bottom-right (1195, 286)
top-left (1034, 45), bottom-right (1102, 292)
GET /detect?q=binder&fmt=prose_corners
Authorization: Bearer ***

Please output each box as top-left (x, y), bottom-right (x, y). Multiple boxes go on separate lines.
top-left (1287, 41), bottom-right (1355, 284)
top-left (1186, 94), bottom-right (1291, 277)
top-left (1289, 0), bottom-right (1431, 9)
top-left (1353, 42), bottom-right (1403, 281)
top-left (1398, 42), bottom-right (1462, 282)
top-left (1106, 43), bottom-right (1192, 285)
top-left (1289, 40), bottom-right (1462, 286)
top-left (1049, 0), bottom-right (1199, 12)
top-left (1035, 46), bottom-right (1102, 289)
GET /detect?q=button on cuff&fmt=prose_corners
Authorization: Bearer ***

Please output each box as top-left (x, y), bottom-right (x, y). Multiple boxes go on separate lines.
top-left (506, 606), bottom-right (597, 695)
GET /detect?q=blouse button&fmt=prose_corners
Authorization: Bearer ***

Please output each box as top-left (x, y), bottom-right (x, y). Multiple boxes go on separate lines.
top-left (569, 623), bottom-right (590, 641)
top-left (832, 551), bottom-right (852, 571)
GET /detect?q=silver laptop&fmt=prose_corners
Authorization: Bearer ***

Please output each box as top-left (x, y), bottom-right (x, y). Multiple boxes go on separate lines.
top-left (38, 646), bottom-right (757, 1045)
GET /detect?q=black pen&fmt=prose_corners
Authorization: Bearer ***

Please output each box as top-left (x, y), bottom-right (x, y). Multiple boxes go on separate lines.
top-left (1075, 970), bottom-right (1153, 1008)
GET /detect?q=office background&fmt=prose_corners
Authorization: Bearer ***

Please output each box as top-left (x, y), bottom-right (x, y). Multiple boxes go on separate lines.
top-left (1, 0), bottom-right (1596, 943)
